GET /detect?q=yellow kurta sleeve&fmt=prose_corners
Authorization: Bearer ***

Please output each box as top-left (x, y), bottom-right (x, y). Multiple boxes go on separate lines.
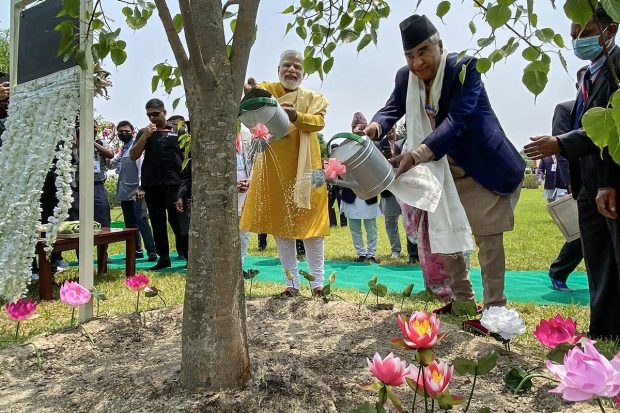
top-left (293, 112), bottom-right (325, 133)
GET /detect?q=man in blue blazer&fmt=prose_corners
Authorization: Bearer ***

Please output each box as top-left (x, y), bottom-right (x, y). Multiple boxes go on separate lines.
top-left (359, 14), bottom-right (525, 332)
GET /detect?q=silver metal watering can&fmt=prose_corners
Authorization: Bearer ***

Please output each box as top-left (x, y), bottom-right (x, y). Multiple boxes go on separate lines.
top-left (326, 133), bottom-right (395, 200)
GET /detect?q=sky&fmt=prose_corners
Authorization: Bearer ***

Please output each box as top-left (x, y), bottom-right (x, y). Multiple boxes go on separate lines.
top-left (0, 1), bottom-right (585, 150)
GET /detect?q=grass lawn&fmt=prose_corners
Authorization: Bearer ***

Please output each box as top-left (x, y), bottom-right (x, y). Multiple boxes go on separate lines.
top-left (2, 187), bottom-right (606, 358)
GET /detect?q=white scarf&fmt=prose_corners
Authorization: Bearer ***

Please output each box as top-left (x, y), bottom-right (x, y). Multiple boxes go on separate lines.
top-left (388, 50), bottom-right (474, 254)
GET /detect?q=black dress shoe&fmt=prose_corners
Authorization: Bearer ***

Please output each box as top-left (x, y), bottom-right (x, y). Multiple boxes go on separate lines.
top-left (355, 256), bottom-right (366, 262)
top-left (149, 259), bottom-right (171, 271)
top-left (147, 254), bottom-right (158, 262)
top-left (367, 256), bottom-right (380, 264)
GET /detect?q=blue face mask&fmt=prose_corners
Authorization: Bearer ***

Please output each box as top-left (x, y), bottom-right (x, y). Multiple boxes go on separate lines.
top-left (572, 30), bottom-right (612, 61)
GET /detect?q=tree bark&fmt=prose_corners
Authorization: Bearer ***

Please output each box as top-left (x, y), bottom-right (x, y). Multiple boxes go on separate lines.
top-left (154, 0), bottom-right (259, 390)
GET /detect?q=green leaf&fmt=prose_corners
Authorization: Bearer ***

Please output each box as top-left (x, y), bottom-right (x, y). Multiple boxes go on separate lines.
top-left (368, 275), bottom-right (378, 287)
top-left (477, 36), bottom-right (495, 47)
top-left (477, 351), bottom-right (497, 375)
top-left (489, 49), bottom-right (506, 63)
top-left (122, 7), bottom-right (133, 17)
top-left (230, 19), bottom-right (237, 32)
top-left (299, 270), bottom-right (316, 282)
top-left (324, 42), bottom-right (336, 57)
top-left (545, 342), bottom-right (574, 364)
top-left (401, 283), bottom-right (414, 297)
top-left (583, 106), bottom-right (615, 149)
top-left (354, 19), bottom-right (365, 32)
top-left (296, 26), bottom-right (307, 40)
top-left (469, 20), bottom-right (477, 35)
top-left (529, 12), bottom-right (539, 27)
top-left (172, 97), bottom-right (182, 110)
top-left (453, 357), bottom-right (478, 375)
top-left (284, 269), bottom-right (294, 281)
top-left (558, 50), bottom-right (568, 72)
top-left (75, 50), bottom-right (87, 70)
top-left (505, 367), bottom-right (533, 393)
top-left (375, 283), bottom-right (387, 297)
top-left (322, 284), bottom-right (331, 296)
top-left (608, 126), bottom-right (620, 165)
top-left (603, 0), bottom-right (620, 23)
top-left (357, 34), bottom-right (373, 53)
top-left (476, 58), bottom-right (492, 74)
top-left (285, 22), bottom-right (294, 35)
top-left (144, 286), bottom-right (160, 298)
top-left (89, 289), bottom-right (107, 301)
top-left (522, 46), bottom-right (541, 61)
top-left (522, 70), bottom-right (548, 96)
top-left (303, 57), bottom-right (321, 73)
top-left (282, 5), bottom-right (295, 14)
top-left (339, 29), bottom-right (360, 43)
top-left (535, 28), bottom-right (555, 42)
top-left (92, 19), bottom-right (104, 30)
top-left (436, 1), bottom-right (451, 19)
top-left (339, 13), bottom-right (353, 29)
top-left (478, 408), bottom-right (492, 413)
top-left (564, 0), bottom-right (593, 27)
top-left (385, 386), bottom-right (402, 411)
top-left (62, 0), bottom-right (80, 18)
top-left (173, 14), bottom-right (184, 33)
top-left (553, 33), bottom-right (565, 48)
top-left (111, 48), bottom-right (127, 66)
top-left (459, 63), bottom-right (467, 84)
top-left (486, 4), bottom-right (511, 29)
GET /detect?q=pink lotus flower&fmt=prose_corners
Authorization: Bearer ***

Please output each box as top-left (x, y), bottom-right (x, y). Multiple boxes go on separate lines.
top-left (393, 311), bottom-right (440, 350)
top-left (546, 339), bottom-right (620, 401)
top-left (323, 158), bottom-right (346, 179)
top-left (5, 298), bottom-right (37, 322)
top-left (409, 360), bottom-right (455, 398)
top-left (534, 314), bottom-right (583, 349)
top-left (367, 352), bottom-right (412, 387)
top-left (124, 274), bottom-right (150, 291)
top-left (59, 281), bottom-right (92, 307)
top-left (250, 123), bottom-right (271, 141)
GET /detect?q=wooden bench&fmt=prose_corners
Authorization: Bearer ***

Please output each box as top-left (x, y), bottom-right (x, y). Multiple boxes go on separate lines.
top-left (35, 228), bottom-right (138, 300)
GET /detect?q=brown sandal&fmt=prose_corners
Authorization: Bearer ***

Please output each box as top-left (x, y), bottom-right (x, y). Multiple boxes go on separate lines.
top-left (277, 288), bottom-right (299, 298)
top-left (312, 287), bottom-right (323, 297)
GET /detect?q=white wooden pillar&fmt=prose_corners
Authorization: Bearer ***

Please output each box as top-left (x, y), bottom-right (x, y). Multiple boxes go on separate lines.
top-left (78, 0), bottom-right (95, 322)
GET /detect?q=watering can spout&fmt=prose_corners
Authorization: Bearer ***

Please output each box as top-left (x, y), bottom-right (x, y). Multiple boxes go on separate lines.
top-left (327, 177), bottom-right (359, 190)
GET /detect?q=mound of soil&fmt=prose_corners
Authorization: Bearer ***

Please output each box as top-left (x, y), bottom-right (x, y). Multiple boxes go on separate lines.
top-left (0, 299), bottom-right (599, 412)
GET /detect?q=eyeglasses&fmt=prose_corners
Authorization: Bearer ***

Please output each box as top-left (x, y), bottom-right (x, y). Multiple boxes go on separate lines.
top-left (147, 111), bottom-right (161, 118)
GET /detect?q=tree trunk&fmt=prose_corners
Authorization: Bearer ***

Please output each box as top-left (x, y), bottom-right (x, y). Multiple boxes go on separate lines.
top-left (179, 67), bottom-right (251, 390)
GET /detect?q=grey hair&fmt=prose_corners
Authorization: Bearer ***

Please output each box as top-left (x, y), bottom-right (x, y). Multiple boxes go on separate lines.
top-left (428, 32), bottom-right (441, 45)
top-left (279, 49), bottom-right (304, 64)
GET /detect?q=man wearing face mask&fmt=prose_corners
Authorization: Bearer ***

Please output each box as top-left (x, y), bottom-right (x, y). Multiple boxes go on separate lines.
top-left (240, 50), bottom-right (329, 297)
top-left (0, 72), bottom-right (9, 144)
top-left (111, 120), bottom-right (157, 261)
top-left (130, 99), bottom-right (187, 270)
top-left (525, 4), bottom-right (620, 341)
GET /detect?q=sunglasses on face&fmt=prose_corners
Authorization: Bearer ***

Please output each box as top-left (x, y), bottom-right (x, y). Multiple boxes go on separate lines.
top-left (147, 111), bottom-right (161, 118)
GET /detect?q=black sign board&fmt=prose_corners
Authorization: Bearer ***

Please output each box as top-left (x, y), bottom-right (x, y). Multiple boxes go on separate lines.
top-left (17, 0), bottom-right (78, 84)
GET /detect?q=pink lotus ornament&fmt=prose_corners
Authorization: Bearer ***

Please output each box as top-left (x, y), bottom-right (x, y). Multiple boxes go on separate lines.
top-left (323, 158), bottom-right (346, 180)
top-left (60, 281), bottom-right (92, 327)
top-left (367, 352), bottom-right (412, 387)
top-left (5, 298), bottom-right (37, 322)
top-left (393, 311), bottom-right (442, 351)
top-left (5, 298), bottom-right (38, 341)
top-left (409, 360), bottom-right (454, 398)
top-left (60, 281), bottom-right (92, 308)
top-left (534, 314), bottom-right (584, 349)
top-left (250, 123), bottom-right (272, 141)
top-left (125, 273), bottom-right (150, 312)
top-left (546, 339), bottom-right (620, 402)
top-left (124, 274), bottom-right (150, 292)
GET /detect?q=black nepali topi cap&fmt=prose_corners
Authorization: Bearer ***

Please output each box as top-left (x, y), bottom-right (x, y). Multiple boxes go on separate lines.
top-left (400, 14), bottom-right (438, 50)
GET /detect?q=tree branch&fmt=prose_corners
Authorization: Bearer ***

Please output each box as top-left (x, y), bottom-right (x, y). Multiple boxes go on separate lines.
top-left (222, 0), bottom-right (240, 16)
top-left (189, 0), bottom-right (230, 70)
top-left (230, 0), bottom-right (260, 102)
top-left (153, 0), bottom-right (190, 74)
top-left (178, 0), bottom-right (216, 90)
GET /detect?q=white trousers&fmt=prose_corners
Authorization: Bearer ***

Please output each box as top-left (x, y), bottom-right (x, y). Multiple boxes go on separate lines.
top-left (275, 236), bottom-right (325, 290)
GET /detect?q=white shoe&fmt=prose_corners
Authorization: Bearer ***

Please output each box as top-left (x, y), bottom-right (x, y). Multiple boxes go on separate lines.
top-left (31, 272), bottom-right (39, 281)
top-left (57, 259), bottom-right (69, 268)
top-left (390, 252), bottom-right (401, 259)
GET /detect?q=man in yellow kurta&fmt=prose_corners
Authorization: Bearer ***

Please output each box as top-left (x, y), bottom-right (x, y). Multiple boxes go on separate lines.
top-left (240, 50), bottom-right (329, 296)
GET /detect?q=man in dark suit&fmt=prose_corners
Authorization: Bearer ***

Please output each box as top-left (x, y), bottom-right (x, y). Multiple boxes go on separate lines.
top-left (544, 68), bottom-right (587, 292)
top-left (359, 14), bottom-right (525, 333)
top-left (525, 6), bottom-right (620, 340)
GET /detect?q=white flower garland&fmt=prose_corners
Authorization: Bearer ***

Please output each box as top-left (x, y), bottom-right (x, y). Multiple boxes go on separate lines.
top-left (44, 140), bottom-right (75, 255)
top-left (0, 68), bottom-right (80, 301)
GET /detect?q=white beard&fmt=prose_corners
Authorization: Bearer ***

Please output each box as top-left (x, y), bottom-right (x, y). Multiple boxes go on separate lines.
top-left (279, 75), bottom-right (301, 91)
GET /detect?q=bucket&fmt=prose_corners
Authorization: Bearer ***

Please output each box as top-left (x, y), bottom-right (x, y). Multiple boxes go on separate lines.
top-left (239, 97), bottom-right (290, 140)
top-left (327, 133), bottom-right (395, 200)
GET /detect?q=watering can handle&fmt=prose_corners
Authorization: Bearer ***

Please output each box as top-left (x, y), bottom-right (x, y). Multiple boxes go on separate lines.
top-left (326, 133), bottom-right (367, 156)
top-left (238, 97), bottom-right (279, 114)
